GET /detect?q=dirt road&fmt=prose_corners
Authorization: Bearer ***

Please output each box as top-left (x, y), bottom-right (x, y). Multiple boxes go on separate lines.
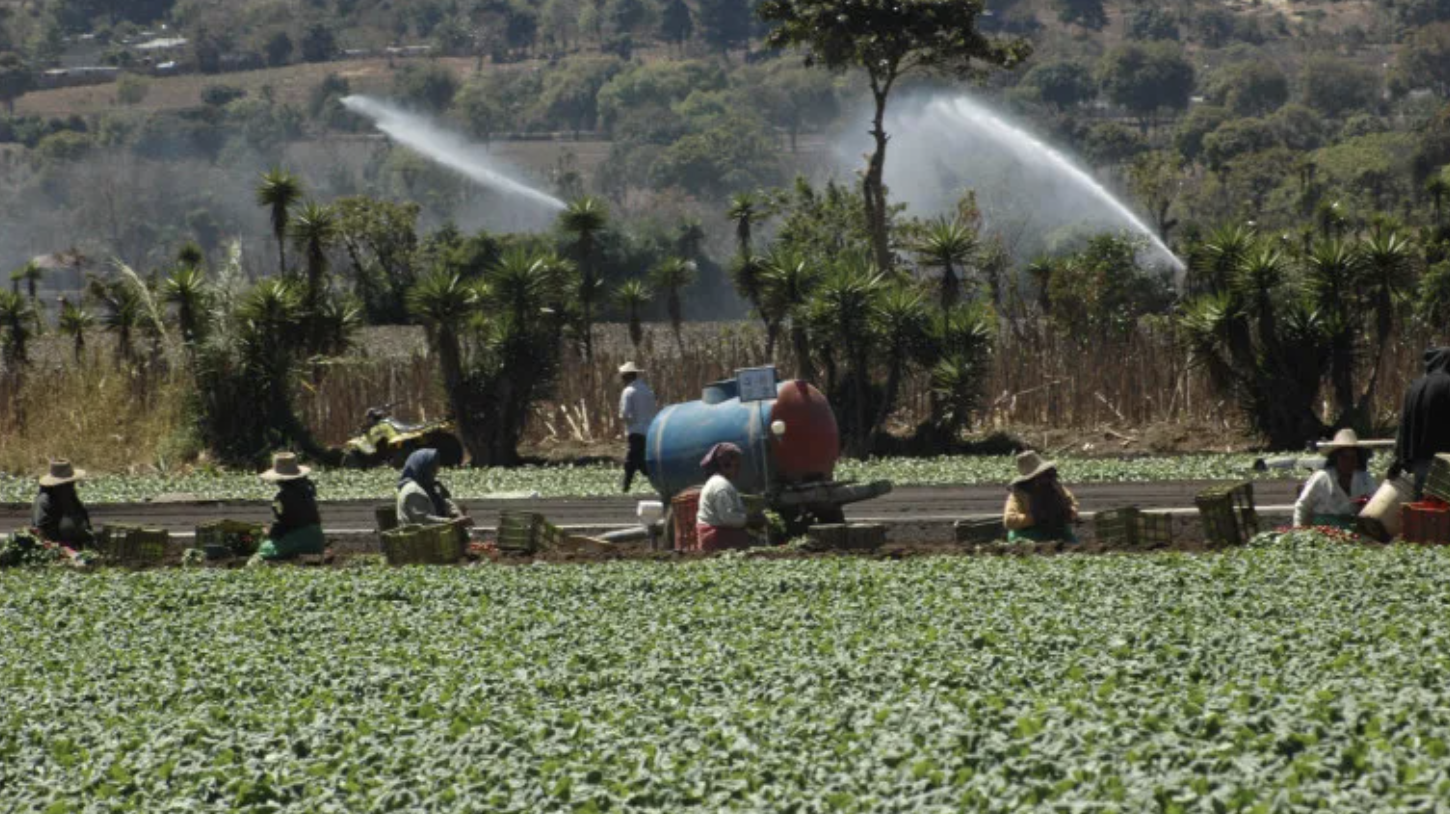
top-left (0, 481), bottom-right (1299, 534)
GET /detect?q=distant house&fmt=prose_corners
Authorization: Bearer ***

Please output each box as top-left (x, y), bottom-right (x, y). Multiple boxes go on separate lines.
top-left (37, 66), bottom-right (120, 90)
top-left (29, 250), bottom-right (92, 294)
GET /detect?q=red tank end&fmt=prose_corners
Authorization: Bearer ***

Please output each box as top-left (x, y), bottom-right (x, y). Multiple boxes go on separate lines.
top-left (769, 380), bottom-right (839, 482)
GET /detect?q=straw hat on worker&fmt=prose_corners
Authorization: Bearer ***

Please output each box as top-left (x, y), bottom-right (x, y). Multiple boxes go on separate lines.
top-left (1010, 450), bottom-right (1058, 486)
top-left (618, 361), bottom-right (646, 376)
top-left (259, 452), bottom-right (311, 482)
top-left (39, 459), bottom-right (85, 487)
top-left (1318, 428), bottom-right (1367, 455)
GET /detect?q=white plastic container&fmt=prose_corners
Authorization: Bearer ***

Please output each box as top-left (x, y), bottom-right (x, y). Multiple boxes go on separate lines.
top-left (1360, 476), bottom-right (1415, 541)
top-left (636, 501), bottom-right (665, 524)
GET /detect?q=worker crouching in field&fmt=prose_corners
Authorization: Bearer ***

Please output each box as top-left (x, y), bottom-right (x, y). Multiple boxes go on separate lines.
top-left (32, 460), bottom-right (95, 548)
top-left (696, 442), bottom-right (761, 552)
top-left (1293, 429), bottom-right (1377, 530)
top-left (1003, 451), bottom-right (1080, 543)
top-left (397, 448), bottom-right (466, 526)
top-left (257, 453), bottom-right (325, 560)
top-left (1393, 347), bottom-right (1450, 498)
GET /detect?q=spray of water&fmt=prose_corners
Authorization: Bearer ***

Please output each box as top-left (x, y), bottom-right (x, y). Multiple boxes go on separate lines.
top-left (867, 95), bottom-right (1184, 271)
top-left (342, 95), bottom-right (567, 212)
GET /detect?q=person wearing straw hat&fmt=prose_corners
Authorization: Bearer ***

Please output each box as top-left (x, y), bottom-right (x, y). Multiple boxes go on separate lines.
top-left (1002, 451), bottom-right (1080, 543)
top-left (31, 460), bottom-right (95, 548)
top-left (1294, 429), bottom-right (1378, 529)
top-left (256, 452), bottom-right (325, 561)
top-left (618, 361), bottom-right (657, 493)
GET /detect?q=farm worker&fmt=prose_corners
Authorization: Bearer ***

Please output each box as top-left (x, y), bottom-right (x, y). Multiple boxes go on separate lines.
top-left (1393, 347), bottom-right (1450, 498)
top-left (1293, 429), bottom-right (1378, 529)
top-left (396, 448), bottom-right (466, 526)
top-left (31, 460), bottom-right (95, 548)
top-left (256, 452), bottom-right (325, 560)
top-left (696, 442), bottom-right (759, 551)
top-left (1002, 451), bottom-right (1080, 543)
top-left (618, 361), bottom-right (657, 493)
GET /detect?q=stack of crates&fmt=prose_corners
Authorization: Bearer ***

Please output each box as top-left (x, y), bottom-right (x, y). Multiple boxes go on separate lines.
top-left (1094, 507), bottom-right (1174, 549)
top-left (954, 518), bottom-right (1005, 545)
top-left (99, 524), bottom-right (169, 563)
top-left (1402, 497), bottom-right (1450, 545)
top-left (380, 521), bottom-right (468, 565)
top-left (496, 511), bottom-right (567, 555)
top-left (1195, 483), bottom-right (1259, 546)
top-left (194, 520), bottom-right (264, 558)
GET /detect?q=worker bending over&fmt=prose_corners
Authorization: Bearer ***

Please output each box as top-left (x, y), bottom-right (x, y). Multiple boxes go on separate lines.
top-left (696, 442), bottom-right (759, 551)
top-left (1293, 429), bottom-right (1377, 529)
top-left (257, 453), bottom-right (325, 560)
top-left (397, 448), bottom-right (465, 526)
top-left (1002, 451), bottom-right (1080, 543)
top-left (32, 460), bottom-right (95, 549)
top-left (1394, 347), bottom-right (1450, 498)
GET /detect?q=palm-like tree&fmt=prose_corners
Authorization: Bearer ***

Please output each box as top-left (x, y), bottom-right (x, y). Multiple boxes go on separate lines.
top-left (915, 216), bottom-right (977, 313)
top-left (727, 192), bottom-right (761, 258)
top-left (0, 290), bottom-right (37, 370)
top-left (1427, 175), bottom-right (1450, 225)
top-left (759, 249), bottom-right (822, 383)
top-left (560, 196), bottom-right (608, 360)
top-left (648, 257), bottom-right (698, 354)
top-left (730, 254), bottom-right (768, 336)
top-left (613, 279), bottom-right (652, 350)
top-left (871, 284), bottom-right (932, 441)
top-left (488, 247), bottom-right (564, 324)
top-left (409, 270), bottom-right (483, 456)
top-left (1356, 228), bottom-right (1417, 415)
top-left (289, 202), bottom-right (337, 304)
top-left (1304, 239), bottom-right (1363, 418)
top-left (257, 169), bottom-right (303, 275)
top-left (163, 264), bottom-right (212, 347)
top-left (57, 299), bottom-right (94, 362)
top-left (11, 261), bottom-right (43, 302)
top-left (92, 281), bottom-right (143, 364)
top-left (808, 258), bottom-right (884, 457)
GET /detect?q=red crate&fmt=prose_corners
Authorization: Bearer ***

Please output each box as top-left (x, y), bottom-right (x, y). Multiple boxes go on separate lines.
top-left (672, 489), bottom-right (702, 552)
top-left (1402, 501), bottom-right (1450, 545)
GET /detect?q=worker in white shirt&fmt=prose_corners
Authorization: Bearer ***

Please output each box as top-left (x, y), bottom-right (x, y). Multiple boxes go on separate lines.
top-left (618, 361), bottom-right (657, 492)
top-left (1293, 429), bottom-right (1378, 529)
top-left (695, 442), bottom-right (759, 551)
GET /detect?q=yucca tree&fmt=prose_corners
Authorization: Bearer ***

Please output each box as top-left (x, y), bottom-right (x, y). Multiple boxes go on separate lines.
top-left (289, 202), bottom-right (337, 306)
top-left (871, 283), bottom-right (932, 442)
top-left (760, 249), bottom-right (822, 382)
top-left (648, 257), bottom-right (697, 354)
top-left (163, 264), bottom-right (212, 347)
top-left (257, 169), bottom-right (303, 275)
top-left (408, 269), bottom-right (482, 455)
top-left (176, 241), bottom-right (205, 271)
top-left (95, 282), bottom-right (143, 364)
top-left (1356, 228), bottom-right (1418, 417)
top-left (914, 216), bottom-right (977, 313)
top-left (1427, 175), bottom-right (1449, 225)
top-left (560, 196), bottom-right (608, 361)
top-left (58, 299), bottom-right (94, 362)
top-left (807, 258), bottom-right (884, 457)
top-left (928, 303), bottom-right (995, 442)
top-left (613, 279), bottom-right (652, 350)
top-left (11, 261), bottom-right (43, 302)
top-left (728, 192), bottom-right (762, 258)
top-left (0, 290), bottom-right (36, 370)
top-left (1304, 239), bottom-right (1363, 418)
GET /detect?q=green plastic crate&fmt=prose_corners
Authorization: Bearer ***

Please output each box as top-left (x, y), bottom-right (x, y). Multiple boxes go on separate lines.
top-left (1195, 483), bottom-right (1259, 547)
top-left (954, 518), bottom-right (1005, 545)
top-left (195, 520), bottom-right (263, 557)
top-left (1095, 507), bottom-right (1174, 548)
top-left (99, 525), bottom-right (169, 562)
top-left (380, 522), bottom-right (467, 565)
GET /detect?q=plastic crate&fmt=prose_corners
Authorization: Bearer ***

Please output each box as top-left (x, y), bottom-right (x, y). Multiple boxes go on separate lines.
top-left (1425, 455), bottom-right (1450, 504)
top-left (671, 489), bottom-right (702, 552)
top-left (806, 524), bottom-right (848, 550)
top-left (374, 504), bottom-right (400, 533)
top-left (1195, 483), bottom-right (1259, 547)
top-left (1403, 501), bottom-right (1450, 545)
top-left (380, 521), bottom-right (468, 565)
top-left (1135, 511), bottom-right (1175, 548)
top-left (954, 518), bottom-right (1005, 545)
top-left (1094, 507), bottom-right (1141, 547)
top-left (496, 511), bottom-right (568, 554)
top-left (99, 525), bottom-right (169, 563)
top-left (194, 520), bottom-right (263, 557)
top-left (847, 524), bottom-right (887, 551)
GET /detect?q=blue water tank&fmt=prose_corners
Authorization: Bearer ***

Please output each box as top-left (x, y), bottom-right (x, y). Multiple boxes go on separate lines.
top-left (645, 378), bottom-right (776, 499)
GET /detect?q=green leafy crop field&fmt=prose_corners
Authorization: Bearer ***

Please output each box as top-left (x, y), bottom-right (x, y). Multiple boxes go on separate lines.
top-left (0, 454), bottom-right (1286, 504)
top-left (4, 538), bottom-right (1448, 810)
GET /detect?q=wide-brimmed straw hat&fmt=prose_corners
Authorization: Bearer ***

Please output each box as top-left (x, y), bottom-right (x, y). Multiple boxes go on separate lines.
top-left (259, 452), bottom-right (312, 482)
top-left (1319, 428), bottom-right (1366, 456)
top-left (618, 361), bottom-right (646, 376)
top-left (39, 460), bottom-right (85, 487)
top-left (1011, 450), bottom-right (1057, 486)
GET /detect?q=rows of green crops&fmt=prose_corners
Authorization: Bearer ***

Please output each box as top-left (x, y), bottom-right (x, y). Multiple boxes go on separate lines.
top-left (4, 538), bottom-right (1449, 810)
top-left (0, 454), bottom-right (1285, 504)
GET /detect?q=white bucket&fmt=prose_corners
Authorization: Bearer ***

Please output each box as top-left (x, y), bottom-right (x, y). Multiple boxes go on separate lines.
top-left (1360, 476), bottom-right (1415, 541)
top-left (636, 501), bottom-right (665, 524)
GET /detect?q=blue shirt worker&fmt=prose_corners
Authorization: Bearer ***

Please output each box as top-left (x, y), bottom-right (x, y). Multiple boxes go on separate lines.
top-left (618, 362), bottom-right (657, 493)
